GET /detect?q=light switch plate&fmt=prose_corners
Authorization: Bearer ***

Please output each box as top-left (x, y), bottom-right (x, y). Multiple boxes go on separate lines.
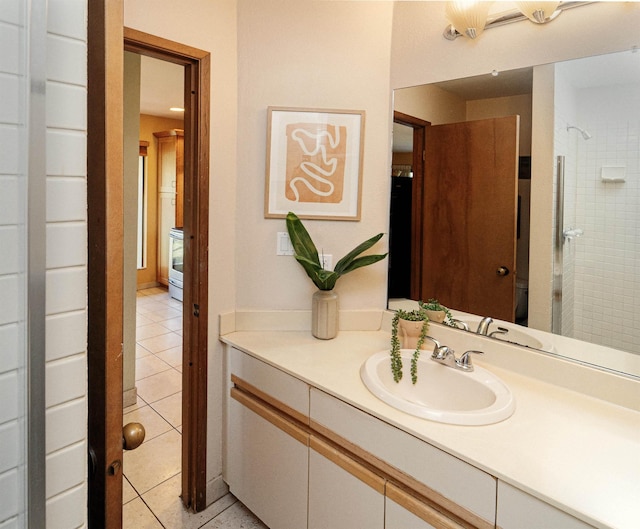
top-left (277, 232), bottom-right (294, 255)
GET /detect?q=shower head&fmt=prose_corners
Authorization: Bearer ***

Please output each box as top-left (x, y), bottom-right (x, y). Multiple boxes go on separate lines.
top-left (567, 125), bottom-right (592, 140)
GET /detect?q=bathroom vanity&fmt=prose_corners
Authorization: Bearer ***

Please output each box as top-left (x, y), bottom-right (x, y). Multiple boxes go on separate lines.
top-left (221, 313), bottom-right (640, 529)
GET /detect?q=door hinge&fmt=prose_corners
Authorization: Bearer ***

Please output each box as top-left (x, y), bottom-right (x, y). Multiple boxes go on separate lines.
top-left (193, 304), bottom-right (200, 317)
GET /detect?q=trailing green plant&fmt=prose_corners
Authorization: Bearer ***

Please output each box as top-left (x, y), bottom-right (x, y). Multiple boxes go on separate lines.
top-left (390, 308), bottom-right (430, 384)
top-left (419, 298), bottom-right (455, 327)
top-left (285, 212), bottom-right (387, 291)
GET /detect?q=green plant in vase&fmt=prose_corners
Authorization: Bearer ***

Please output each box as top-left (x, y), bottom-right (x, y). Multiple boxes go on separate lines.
top-left (285, 212), bottom-right (387, 339)
top-left (419, 298), bottom-right (455, 326)
top-left (390, 308), bottom-right (430, 384)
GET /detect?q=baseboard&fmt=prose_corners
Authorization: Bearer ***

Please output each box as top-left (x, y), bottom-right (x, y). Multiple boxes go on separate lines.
top-left (123, 387), bottom-right (137, 408)
top-left (206, 475), bottom-right (229, 506)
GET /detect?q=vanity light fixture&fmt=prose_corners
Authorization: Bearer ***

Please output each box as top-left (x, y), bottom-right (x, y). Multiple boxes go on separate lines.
top-left (444, 1), bottom-right (594, 40)
top-left (170, 107), bottom-right (185, 112)
top-left (445, 1), bottom-right (492, 40)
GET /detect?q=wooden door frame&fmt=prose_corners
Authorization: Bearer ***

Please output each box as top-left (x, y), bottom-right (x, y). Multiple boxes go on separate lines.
top-left (124, 27), bottom-right (210, 513)
top-left (393, 111), bottom-right (429, 300)
top-left (87, 5), bottom-right (210, 525)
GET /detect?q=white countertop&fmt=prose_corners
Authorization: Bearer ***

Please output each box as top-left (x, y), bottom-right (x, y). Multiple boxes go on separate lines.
top-left (221, 325), bottom-right (640, 529)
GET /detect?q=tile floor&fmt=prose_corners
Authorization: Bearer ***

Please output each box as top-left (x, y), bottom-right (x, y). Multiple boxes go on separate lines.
top-left (123, 287), bottom-right (268, 529)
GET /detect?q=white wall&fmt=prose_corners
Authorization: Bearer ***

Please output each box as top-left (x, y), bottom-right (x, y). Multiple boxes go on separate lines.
top-left (235, 0), bottom-right (394, 312)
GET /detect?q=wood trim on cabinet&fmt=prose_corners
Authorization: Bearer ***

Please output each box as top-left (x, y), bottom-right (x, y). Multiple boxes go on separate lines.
top-left (310, 436), bottom-right (385, 495)
top-left (231, 374), bottom-right (310, 426)
top-left (230, 387), bottom-right (310, 446)
top-left (387, 481), bottom-right (473, 529)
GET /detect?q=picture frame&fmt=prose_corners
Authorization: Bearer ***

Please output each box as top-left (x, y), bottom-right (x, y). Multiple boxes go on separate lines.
top-left (264, 106), bottom-right (365, 220)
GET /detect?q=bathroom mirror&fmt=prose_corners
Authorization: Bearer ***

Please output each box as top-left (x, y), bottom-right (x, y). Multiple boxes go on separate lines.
top-left (389, 48), bottom-right (640, 379)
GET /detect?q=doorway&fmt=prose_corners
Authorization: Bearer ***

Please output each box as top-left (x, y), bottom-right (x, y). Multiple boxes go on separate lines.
top-left (87, 11), bottom-right (211, 526)
top-left (389, 112), bottom-right (429, 302)
top-left (121, 51), bottom-right (186, 519)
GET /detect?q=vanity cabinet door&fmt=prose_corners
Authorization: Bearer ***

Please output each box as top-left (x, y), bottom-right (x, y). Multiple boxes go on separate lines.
top-left (225, 348), bottom-right (310, 529)
top-left (308, 436), bottom-right (385, 529)
top-left (226, 389), bottom-right (309, 529)
top-left (497, 481), bottom-right (595, 529)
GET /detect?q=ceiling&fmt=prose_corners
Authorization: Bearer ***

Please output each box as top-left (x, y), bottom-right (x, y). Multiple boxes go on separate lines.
top-left (139, 55), bottom-right (184, 119)
top-left (393, 49), bottom-right (640, 153)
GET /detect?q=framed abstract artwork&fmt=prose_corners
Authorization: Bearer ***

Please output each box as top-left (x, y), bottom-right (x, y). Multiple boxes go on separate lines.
top-left (264, 107), bottom-right (365, 220)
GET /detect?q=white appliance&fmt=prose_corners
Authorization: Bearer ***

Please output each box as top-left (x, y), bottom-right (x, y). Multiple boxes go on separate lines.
top-left (168, 227), bottom-right (184, 301)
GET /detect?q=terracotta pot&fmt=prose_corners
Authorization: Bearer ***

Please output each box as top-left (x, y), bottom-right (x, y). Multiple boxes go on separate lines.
top-left (425, 309), bottom-right (446, 323)
top-left (312, 290), bottom-right (338, 339)
top-left (397, 318), bottom-right (429, 349)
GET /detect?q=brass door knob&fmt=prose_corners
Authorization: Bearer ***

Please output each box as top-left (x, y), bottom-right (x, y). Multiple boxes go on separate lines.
top-left (496, 266), bottom-right (510, 277)
top-left (123, 422), bottom-right (146, 450)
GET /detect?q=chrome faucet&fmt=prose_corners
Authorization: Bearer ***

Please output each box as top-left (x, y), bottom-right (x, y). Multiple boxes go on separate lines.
top-left (489, 327), bottom-right (509, 339)
top-left (476, 316), bottom-right (493, 335)
top-left (425, 335), bottom-right (484, 372)
top-left (451, 319), bottom-right (470, 331)
top-left (423, 335), bottom-right (452, 358)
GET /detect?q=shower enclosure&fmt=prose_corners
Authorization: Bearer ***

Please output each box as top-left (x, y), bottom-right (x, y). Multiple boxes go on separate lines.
top-left (551, 52), bottom-right (640, 354)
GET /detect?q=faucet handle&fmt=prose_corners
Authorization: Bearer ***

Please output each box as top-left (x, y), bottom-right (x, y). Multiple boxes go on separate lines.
top-left (457, 350), bottom-right (484, 371)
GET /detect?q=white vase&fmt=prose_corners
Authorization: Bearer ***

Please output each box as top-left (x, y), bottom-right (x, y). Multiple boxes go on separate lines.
top-left (312, 290), bottom-right (338, 339)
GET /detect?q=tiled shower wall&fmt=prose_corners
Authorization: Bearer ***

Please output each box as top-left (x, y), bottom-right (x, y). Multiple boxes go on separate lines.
top-left (556, 68), bottom-right (640, 354)
top-left (1, 1), bottom-right (89, 527)
top-left (0, 2), bottom-right (28, 526)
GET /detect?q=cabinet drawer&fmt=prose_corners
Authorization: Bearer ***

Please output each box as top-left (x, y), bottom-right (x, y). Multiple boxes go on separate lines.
top-left (310, 388), bottom-right (496, 527)
top-left (229, 346), bottom-right (309, 421)
top-left (497, 481), bottom-right (594, 529)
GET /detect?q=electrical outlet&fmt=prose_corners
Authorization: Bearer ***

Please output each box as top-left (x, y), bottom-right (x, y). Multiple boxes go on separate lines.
top-left (276, 232), bottom-right (294, 255)
top-left (320, 254), bottom-right (333, 270)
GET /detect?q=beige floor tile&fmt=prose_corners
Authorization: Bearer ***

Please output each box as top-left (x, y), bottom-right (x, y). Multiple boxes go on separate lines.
top-left (123, 476), bottom-right (138, 504)
top-left (136, 300), bottom-right (170, 315)
top-left (167, 297), bottom-right (183, 309)
top-left (123, 395), bottom-right (149, 415)
top-left (136, 322), bottom-right (172, 341)
top-left (137, 332), bottom-right (182, 354)
top-left (142, 474), bottom-right (237, 529)
top-left (145, 306), bottom-right (183, 323)
top-left (160, 316), bottom-right (183, 332)
top-left (136, 343), bottom-right (153, 359)
top-left (136, 355), bottom-right (173, 381)
top-left (200, 500), bottom-right (268, 529)
top-left (123, 404), bottom-right (173, 443)
top-left (123, 429), bottom-right (181, 495)
top-left (123, 497), bottom-right (164, 529)
top-left (136, 369), bottom-right (182, 404)
top-left (155, 345), bottom-right (183, 367)
top-left (151, 392), bottom-right (182, 429)
top-left (136, 314), bottom-right (154, 327)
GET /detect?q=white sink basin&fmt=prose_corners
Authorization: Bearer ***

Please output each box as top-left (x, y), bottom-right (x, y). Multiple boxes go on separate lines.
top-left (360, 350), bottom-right (515, 426)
